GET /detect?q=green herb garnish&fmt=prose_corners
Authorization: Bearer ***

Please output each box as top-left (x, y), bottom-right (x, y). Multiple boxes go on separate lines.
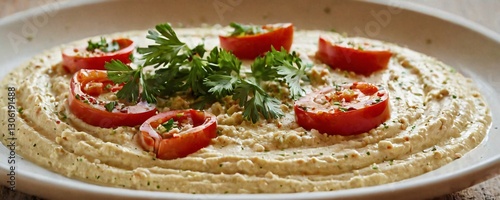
top-left (104, 101), bottom-right (117, 112)
top-left (106, 23), bottom-right (309, 123)
top-left (229, 22), bottom-right (265, 36)
top-left (87, 37), bottom-right (120, 53)
top-left (161, 119), bottom-right (177, 132)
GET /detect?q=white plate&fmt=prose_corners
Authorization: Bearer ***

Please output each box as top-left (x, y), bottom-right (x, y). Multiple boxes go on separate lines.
top-left (0, 0), bottom-right (499, 199)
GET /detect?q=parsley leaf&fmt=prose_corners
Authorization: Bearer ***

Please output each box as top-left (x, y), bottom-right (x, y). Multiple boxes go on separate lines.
top-left (118, 78), bottom-right (141, 103)
top-left (251, 56), bottom-right (278, 82)
top-left (234, 79), bottom-right (283, 123)
top-left (205, 74), bottom-right (240, 99)
top-left (137, 23), bottom-right (187, 67)
top-left (105, 60), bottom-right (134, 83)
top-left (251, 47), bottom-right (309, 99)
top-left (185, 55), bottom-right (211, 96)
top-left (104, 60), bottom-right (145, 103)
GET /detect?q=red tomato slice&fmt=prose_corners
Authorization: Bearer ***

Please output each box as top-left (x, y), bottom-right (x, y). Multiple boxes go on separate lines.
top-left (136, 109), bottom-right (217, 160)
top-left (316, 36), bottom-right (392, 76)
top-left (219, 23), bottom-right (294, 59)
top-left (62, 38), bottom-right (134, 73)
top-left (68, 69), bottom-right (157, 128)
top-left (294, 82), bottom-right (390, 135)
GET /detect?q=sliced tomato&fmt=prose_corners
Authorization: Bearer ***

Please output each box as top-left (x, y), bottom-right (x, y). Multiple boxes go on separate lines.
top-left (62, 38), bottom-right (134, 73)
top-left (136, 109), bottom-right (217, 160)
top-left (316, 36), bottom-right (392, 76)
top-left (219, 23), bottom-right (294, 59)
top-left (68, 69), bottom-right (157, 128)
top-left (294, 82), bottom-right (390, 135)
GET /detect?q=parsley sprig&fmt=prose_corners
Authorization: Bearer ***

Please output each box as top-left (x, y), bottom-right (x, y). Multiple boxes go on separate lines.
top-left (105, 23), bottom-right (309, 123)
top-left (250, 48), bottom-right (310, 100)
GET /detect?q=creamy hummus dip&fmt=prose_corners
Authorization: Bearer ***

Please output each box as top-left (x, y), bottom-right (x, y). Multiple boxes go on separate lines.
top-left (0, 26), bottom-right (492, 194)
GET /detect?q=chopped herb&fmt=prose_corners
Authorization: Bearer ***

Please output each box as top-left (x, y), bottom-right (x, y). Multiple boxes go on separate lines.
top-left (339, 107), bottom-right (348, 112)
top-left (372, 165), bottom-right (378, 170)
top-left (366, 152), bottom-right (370, 156)
top-left (161, 119), bottom-right (177, 132)
top-left (75, 94), bottom-right (81, 100)
top-left (96, 175), bottom-right (100, 179)
top-left (104, 101), bottom-right (117, 112)
top-left (432, 147), bottom-right (437, 151)
top-left (298, 105), bottom-right (308, 111)
top-left (383, 122), bottom-right (389, 129)
top-left (395, 97), bottom-right (401, 100)
top-left (86, 37), bottom-right (120, 53)
top-left (228, 22), bottom-right (265, 36)
top-left (105, 84), bottom-right (112, 91)
top-left (374, 98), bottom-right (382, 103)
top-left (18, 107), bottom-right (23, 114)
top-left (452, 95), bottom-right (457, 99)
top-left (59, 112), bottom-right (67, 120)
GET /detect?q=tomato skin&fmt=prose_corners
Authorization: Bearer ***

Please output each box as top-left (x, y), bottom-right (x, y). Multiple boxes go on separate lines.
top-left (62, 38), bottom-right (134, 73)
top-left (294, 82), bottom-right (390, 135)
top-left (316, 36), bottom-right (392, 76)
top-left (219, 23), bottom-right (294, 59)
top-left (68, 69), bottom-right (157, 128)
top-left (137, 109), bottom-right (217, 160)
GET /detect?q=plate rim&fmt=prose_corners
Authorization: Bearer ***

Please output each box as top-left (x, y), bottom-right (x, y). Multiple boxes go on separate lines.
top-left (0, 0), bottom-right (499, 199)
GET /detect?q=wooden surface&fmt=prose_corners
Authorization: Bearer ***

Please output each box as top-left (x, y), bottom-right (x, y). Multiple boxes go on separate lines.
top-left (0, 0), bottom-right (499, 199)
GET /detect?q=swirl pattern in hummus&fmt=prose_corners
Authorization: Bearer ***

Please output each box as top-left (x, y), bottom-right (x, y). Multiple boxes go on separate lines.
top-left (0, 27), bottom-right (491, 194)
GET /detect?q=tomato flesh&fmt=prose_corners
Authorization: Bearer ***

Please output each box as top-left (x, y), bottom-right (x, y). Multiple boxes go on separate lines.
top-left (137, 109), bottom-right (218, 160)
top-left (294, 82), bottom-right (390, 135)
top-left (219, 23), bottom-right (294, 59)
top-left (316, 36), bottom-right (392, 76)
top-left (62, 38), bottom-right (134, 73)
top-left (68, 69), bottom-right (157, 128)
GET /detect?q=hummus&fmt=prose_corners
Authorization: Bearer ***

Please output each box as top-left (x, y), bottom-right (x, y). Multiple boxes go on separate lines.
top-left (0, 26), bottom-right (492, 194)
